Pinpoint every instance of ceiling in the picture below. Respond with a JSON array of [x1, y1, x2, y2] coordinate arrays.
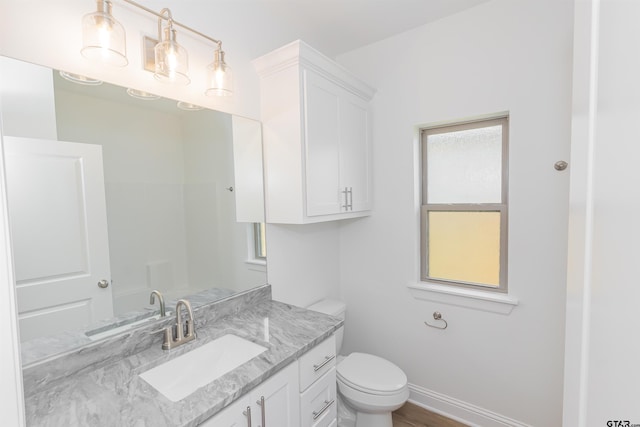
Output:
[[134, 0, 491, 59]]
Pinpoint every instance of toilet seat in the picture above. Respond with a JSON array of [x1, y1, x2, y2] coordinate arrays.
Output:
[[337, 352, 407, 396]]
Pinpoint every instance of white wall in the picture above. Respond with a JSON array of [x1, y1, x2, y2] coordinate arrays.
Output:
[[266, 222, 341, 308], [182, 112, 267, 291], [335, 1, 573, 425], [564, 0, 640, 425], [55, 87, 190, 313]]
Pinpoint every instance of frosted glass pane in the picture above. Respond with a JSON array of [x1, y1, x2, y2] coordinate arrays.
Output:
[[428, 211, 500, 287], [427, 125, 502, 203]]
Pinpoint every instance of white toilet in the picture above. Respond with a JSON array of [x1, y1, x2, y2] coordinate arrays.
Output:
[[308, 299, 410, 427]]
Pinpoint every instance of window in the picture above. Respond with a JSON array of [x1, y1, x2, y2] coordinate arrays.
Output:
[[420, 116, 508, 292], [253, 222, 267, 260]]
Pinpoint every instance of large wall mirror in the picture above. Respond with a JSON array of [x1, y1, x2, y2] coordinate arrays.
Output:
[[0, 55, 267, 362]]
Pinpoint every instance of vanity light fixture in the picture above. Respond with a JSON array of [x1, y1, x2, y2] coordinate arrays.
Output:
[[153, 9, 190, 85], [205, 48, 233, 97], [80, 0, 233, 95], [81, 0, 128, 67]]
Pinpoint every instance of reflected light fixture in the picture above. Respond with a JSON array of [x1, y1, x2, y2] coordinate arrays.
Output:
[[81, 0, 128, 67], [126, 88, 160, 100], [205, 48, 233, 97], [176, 101, 203, 111], [59, 70, 103, 86]]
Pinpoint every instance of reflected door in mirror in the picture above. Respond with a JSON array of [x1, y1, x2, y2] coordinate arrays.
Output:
[[5, 136, 113, 341]]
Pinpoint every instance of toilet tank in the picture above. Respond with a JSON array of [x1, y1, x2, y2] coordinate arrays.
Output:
[[307, 299, 346, 354]]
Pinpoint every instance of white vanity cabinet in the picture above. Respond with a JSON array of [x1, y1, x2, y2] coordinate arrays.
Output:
[[298, 335, 337, 427], [253, 40, 376, 224], [198, 334, 338, 427], [199, 362, 300, 427]]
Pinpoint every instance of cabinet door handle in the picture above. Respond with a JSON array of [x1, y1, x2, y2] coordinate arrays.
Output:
[[348, 187, 353, 210], [243, 406, 252, 427], [256, 396, 266, 427], [341, 187, 349, 211], [312, 399, 335, 420], [313, 354, 335, 372]]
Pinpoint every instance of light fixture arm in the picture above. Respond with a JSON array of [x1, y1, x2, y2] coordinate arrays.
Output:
[[121, 0, 222, 47]]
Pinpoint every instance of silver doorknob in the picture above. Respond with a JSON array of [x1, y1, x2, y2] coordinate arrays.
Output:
[[97, 280, 109, 289]]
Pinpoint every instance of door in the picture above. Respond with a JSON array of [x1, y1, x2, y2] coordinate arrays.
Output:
[[4, 136, 113, 341]]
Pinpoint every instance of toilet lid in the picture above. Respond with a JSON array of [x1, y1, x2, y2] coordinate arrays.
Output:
[[337, 352, 407, 395]]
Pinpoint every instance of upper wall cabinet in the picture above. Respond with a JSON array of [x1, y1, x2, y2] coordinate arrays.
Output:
[[253, 40, 376, 224]]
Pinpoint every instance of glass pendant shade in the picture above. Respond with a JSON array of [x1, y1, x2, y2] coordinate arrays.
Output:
[[205, 50, 233, 97], [81, 0, 128, 67], [154, 26, 190, 85]]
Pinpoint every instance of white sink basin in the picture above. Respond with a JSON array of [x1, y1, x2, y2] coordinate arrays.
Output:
[[139, 334, 267, 402]]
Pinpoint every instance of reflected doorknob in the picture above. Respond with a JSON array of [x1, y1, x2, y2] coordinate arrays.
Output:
[[97, 279, 109, 289]]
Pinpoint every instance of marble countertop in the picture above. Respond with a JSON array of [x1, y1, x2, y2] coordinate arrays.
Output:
[[25, 299, 342, 427]]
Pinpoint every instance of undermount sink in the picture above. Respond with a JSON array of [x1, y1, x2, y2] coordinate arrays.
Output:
[[139, 334, 267, 402]]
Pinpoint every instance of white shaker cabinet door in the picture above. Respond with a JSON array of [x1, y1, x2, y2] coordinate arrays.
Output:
[[303, 69, 342, 217], [253, 362, 300, 427], [303, 69, 372, 217], [199, 362, 299, 427], [199, 395, 252, 427], [338, 90, 371, 213]]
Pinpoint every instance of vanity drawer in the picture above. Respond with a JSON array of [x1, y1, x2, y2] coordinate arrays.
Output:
[[300, 367, 337, 427], [299, 335, 336, 391]]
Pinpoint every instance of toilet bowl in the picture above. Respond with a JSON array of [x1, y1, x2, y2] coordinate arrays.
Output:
[[307, 299, 409, 427], [337, 352, 410, 427]]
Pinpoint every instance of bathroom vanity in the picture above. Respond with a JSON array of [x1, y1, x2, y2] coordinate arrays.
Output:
[[23, 285, 342, 427]]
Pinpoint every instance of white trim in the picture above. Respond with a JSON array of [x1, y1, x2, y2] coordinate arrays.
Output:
[[252, 40, 376, 101], [408, 383, 532, 427], [408, 282, 518, 315], [0, 120, 26, 425], [562, 1, 600, 425]]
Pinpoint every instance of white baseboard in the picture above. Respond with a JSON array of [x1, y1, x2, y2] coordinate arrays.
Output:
[[407, 383, 532, 427]]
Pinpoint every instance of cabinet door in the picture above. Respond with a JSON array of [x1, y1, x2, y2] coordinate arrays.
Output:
[[252, 362, 300, 427], [339, 92, 371, 213], [199, 395, 251, 427], [303, 69, 342, 217]]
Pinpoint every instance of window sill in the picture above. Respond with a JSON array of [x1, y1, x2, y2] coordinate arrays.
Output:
[[407, 282, 518, 315], [244, 259, 267, 272]]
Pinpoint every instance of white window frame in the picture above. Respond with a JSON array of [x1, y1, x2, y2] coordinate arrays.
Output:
[[420, 116, 509, 293], [245, 222, 267, 267]]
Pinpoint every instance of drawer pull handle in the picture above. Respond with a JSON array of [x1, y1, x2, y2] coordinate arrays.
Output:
[[312, 399, 335, 420], [243, 406, 252, 427], [313, 355, 335, 372]]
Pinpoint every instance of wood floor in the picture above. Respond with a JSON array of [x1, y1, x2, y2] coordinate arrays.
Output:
[[392, 402, 469, 427]]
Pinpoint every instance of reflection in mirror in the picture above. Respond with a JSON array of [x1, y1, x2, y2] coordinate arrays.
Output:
[[0, 56, 266, 359]]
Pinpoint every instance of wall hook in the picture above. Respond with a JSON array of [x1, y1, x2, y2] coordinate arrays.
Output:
[[424, 311, 448, 330]]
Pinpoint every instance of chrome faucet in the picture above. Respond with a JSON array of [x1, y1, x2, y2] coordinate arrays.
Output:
[[150, 290, 166, 317], [162, 299, 196, 350]]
